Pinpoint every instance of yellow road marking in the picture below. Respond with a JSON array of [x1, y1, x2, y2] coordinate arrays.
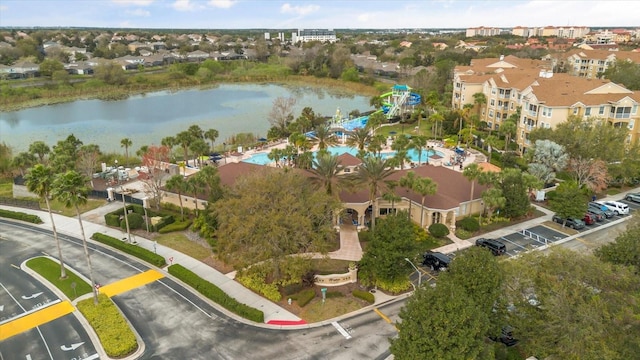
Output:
[[374, 308, 398, 331], [100, 269, 164, 297], [0, 300, 74, 341]]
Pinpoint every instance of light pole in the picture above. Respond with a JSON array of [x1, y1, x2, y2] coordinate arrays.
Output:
[[120, 187, 132, 244], [426, 145, 433, 165], [404, 258, 422, 287]]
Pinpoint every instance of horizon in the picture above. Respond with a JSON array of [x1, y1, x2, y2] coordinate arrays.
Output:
[[0, 0, 638, 30]]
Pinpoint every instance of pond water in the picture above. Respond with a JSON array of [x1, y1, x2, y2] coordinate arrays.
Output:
[[0, 84, 372, 153]]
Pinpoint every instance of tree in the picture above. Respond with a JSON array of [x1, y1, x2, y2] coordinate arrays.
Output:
[[603, 59, 640, 90], [391, 280, 493, 360], [268, 96, 297, 136], [550, 181, 586, 225], [12, 152, 36, 176], [399, 171, 419, 222], [0, 142, 12, 175], [175, 131, 194, 165], [481, 187, 505, 219], [52, 170, 98, 304], [346, 127, 371, 154], [213, 169, 339, 281], [492, 168, 532, 218], [502, 248, 640, 359], [28, 141, 50, 164], [408, 135, 427, 165], [567, 158, 609, 193], [77, 144, 101, 188], [358, 213, 418, 291], [308, 153, 345, 197], [311, 124, 338, 151], [120, 138, 132, 166], [527, 139, 568, 184], [390, 135, 410, 170], [499, 119, 517, 151], [186, 173, 206, 215], [140, 145, 171, 210], [25, 164, 66, 279], [189, 138, 209, 168], [462, 163, 483, 216], [412, 177, 437, 228], [165, 175, 187, 221], [484, 134, 498, 163], [39, 58, 64, 77], [352, 157, 395, 233], [50, 134, 83, 172], [366, 111, 387, 132], [94, 62, 127, 85], [204, 128, 219, 151], [595, 216, 640, 272]]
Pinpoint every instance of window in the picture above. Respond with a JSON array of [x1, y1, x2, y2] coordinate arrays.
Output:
[[492, 87, 496, 95], [599, 106, 605, 115], [633, 105, 638, 114], [585, 107, 591, 116], [490, 99, 495, 106], [573, 107, 579, 115], [629, 119, 635, 130], [612, 106, 631, 119], [489, 109, 494, 117]]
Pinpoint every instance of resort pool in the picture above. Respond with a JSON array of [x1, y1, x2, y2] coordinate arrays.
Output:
[[242, 146, 445, 166]]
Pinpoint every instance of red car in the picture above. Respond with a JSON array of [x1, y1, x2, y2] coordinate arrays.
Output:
[[583, 212, 597, 225]]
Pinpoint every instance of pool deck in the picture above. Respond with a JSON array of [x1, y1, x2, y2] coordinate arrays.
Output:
[[222, 139, 484, 172]]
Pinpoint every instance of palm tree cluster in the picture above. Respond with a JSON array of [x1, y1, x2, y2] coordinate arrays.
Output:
[[160, 125, 219, 167]]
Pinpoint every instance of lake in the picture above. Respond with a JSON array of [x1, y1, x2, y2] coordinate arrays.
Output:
[[0, 84, 373, 153]]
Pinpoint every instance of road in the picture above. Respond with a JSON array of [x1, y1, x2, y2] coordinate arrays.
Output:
[[0, 220, 403, 359], [557, 219, 629, 253]]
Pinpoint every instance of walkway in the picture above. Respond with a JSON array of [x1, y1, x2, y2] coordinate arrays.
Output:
[[329, 225, 363, 261]]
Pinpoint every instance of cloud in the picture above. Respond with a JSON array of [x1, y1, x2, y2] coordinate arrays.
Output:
[[280, 3, 320, 16], [0, 5, 7, 11], [111, 0, 154, 6], [172, 0, 198, 11], [208, 0, 236, 9], [125, 9, 151, 17]]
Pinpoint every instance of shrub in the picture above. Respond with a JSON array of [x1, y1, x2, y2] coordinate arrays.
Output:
[[90, 233, 166, 267], [120, 212, 144, 230], [297, 289, 316, 307], [76, 294, 137, 358], [152, 215, 175, 232], [105, 213, 120, 227], [352, 289, 375, 304], [281, 282, 306, 296], [237, 271, 282, 302], [326, 291, 344, 298], [0, 209, 43, 224], [158, 220, 192, 234], [457, 217, 480, 232], [428, 223, 450, 238], [168, 264, 264, 322]]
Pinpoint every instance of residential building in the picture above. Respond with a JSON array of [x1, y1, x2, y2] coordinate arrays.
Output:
[[466, 26, 502, 37], [510, 26, 589, 39], [292, 29, 337, 43], [517, 74, 640, 151], [560, 49, 640, 78]]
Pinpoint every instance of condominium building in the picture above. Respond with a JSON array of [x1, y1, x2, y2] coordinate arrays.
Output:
[[560, 49, 640, 79], [466, 26, 503, 37], [510, 26, 590, 38], [291, 29, 337, 43]]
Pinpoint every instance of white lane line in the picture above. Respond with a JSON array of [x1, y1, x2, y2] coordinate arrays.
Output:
[[332, 321, 352, 340]]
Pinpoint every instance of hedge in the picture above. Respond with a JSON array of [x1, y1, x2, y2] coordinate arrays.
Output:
[[167, 264, 264, 323], [0, 209, 43, 224], [153, 215, 175, 232], [120, 213, 144, 230], [457, 217, 480, 232], [77, 294, 137, 358], [352, 289, 375, 304], [90, 233, 166, 267], [296, 289, 316, 307], [105, 213, 120, 227], [158, 220, 192, 234], [428, 223, 450, 238]]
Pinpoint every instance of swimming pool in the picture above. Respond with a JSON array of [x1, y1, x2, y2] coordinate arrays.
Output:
[[242, 146, 445, 166]]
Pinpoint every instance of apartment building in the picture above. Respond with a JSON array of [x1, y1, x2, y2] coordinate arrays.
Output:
[[466, 26, 503, 37], [510, 26, 590, 38], [518, 74, 640, 151], [291, 29, 337, 43], [561, 49, 640, 79]]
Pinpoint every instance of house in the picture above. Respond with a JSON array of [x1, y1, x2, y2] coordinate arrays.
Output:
[[187, 50, 210, 62]]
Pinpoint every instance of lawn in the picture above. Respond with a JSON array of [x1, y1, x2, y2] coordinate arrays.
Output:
[[299, 296, 368, 323], [26, 257, 92, 300], [154, 232, 212, 261], [44, 198, 105, 217], [311, 258, 352, 274], [0, 179, 12, 197]]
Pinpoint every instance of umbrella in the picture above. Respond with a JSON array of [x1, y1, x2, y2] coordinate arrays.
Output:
[[258, 137, 267, 142], [389, 131, 397, 135]]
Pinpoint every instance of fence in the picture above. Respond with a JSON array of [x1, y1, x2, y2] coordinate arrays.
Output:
[[90, 190, 144, 205], [520, 229, 551, 246]]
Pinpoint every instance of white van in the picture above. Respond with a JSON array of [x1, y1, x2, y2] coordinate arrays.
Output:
[[598, 201, 629, 215]]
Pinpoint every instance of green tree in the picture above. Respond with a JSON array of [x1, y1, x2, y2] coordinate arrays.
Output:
[[28, 140, 50, 164], [346, 127, 371, 154], [412, 176, 437, 228], [484, 134, 499, 163], [204, 128, 219, 151], [94, 62, 127, 85], [390, 135, 410, 169], [308, 153, 345, 197], [352, 156, 395, 233], [311, 124, 338, 151], [595, 216, 640, 272], [213, 169, 339, 280], [603, 59, 640, 90], [0, 142, 12, 175], [12, 152, 36, 176], [549, 181, 586, 225], [39, 58, 64, 77], [52, 170, 98, 304], [175, 131, 194, 165], [25, 164, 67, 279], [120, 138, 132, 166], [481, 187, 505, 219], [462, 163, 483, 216], [50, 134, 83, 172], [165, 175, 188, 221], [399, 171, 419, 222], [408, 135, 427, 165], [493, 168, 532, 218], [499, 119, 517, 151]]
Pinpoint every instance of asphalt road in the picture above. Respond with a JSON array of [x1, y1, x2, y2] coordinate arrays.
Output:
[[0, 220, 403, 359]]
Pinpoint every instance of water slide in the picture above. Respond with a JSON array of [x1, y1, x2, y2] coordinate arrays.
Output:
[[379, 86, 421, 119]]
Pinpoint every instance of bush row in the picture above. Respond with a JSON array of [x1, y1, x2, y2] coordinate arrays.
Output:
[[76, 294, 137, 358], [296, 289, 316, 307], [167, 264, 264, 323], [103, 204, 175, 232], [90, 233, 166, 267], [158, 220, 192, 234], [352, 289, 375, 304], [121, 213, 145, 230], [0, 209, 43, 224]]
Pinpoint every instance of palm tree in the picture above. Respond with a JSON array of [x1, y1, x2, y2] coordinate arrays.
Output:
[[193, 165, 221, 202], [161, 136, 176, 160], [472, 92, 487, 120], [189, 138, 209, 168], [187, 174, 206, 216], [381, 180, 401, 212], [29, 141, 50, 164], [399, 171, 418, 221], [268, 148, 284, 167], [412, 177, 438, 228], [353, 156, 395, 233], [204, 128, 219, 152], [25, 164, 66, 279], [176, 131, 193, 165], [500, 120, 517, 151], [463, 163, 483, 216], [165, 175, 187, 221], [391, 135, 410, 170], [52, 170, 98, 304], [429, 112, 444, 141], [484, 135, 499, 163], [309, 153, 344, 196], [12, 152, 36, 176], [409, 135, 428, 165], [367, 134, 387, 158], [312, 125, 338, 151], [120, 138, 132, 166], [346, 127, 371, 153]]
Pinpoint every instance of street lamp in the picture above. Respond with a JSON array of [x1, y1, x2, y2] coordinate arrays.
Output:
[[426, 145, 434, 165], [404, 258, 422, 287], [120, 187, 132, 244]]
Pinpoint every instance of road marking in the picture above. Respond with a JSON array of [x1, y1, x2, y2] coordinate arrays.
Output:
[[331, 321, 352, 339], [100, 269, 165, 297], [0, 300, 73, 340], [61, 342, 84, 351], [82, 354, 100, 360], [11, 263, 20, 269], [374, 308, 398, 331]]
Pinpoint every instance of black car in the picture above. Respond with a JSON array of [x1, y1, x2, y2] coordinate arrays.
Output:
[[552, 215, 586, 229], [490, 326, 519, 347], [475, 238, 506, 256], [422, 252, 451, 271]]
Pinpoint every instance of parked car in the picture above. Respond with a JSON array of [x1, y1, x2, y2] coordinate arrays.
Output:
[[588, 203, 614, 218], [475, 238, 507, 256], [490, 326, 518, 347], [586, 206, 606, 221], [598, 200, 629, 215], [583, 212, 597, 225], [625, 193, 640, 203], [422, 252, 451, 271], [552, 215, 586, 229]]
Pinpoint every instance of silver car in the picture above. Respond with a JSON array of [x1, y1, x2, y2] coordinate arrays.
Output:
[[625, 193, 640, 203]]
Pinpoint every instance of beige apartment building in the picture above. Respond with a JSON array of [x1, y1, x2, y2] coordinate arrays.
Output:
[[561, 49, 640, 79], [452, 55, 640, 153]]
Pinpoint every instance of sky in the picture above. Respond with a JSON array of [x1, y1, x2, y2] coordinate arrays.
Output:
[[0, 0, 638, 29]]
